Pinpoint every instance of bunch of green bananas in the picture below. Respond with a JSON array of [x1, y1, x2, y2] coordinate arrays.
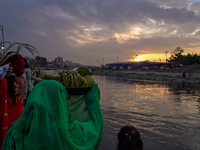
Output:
[[59, 71, 88, 88], [34, 75, 60, 85], [34, 77, 44, 86], [45, 74, 60, 81]]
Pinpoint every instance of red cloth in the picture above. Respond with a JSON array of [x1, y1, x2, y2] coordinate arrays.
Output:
[[7, 77, 24, 129], [7, 98, 23, 129], [2, 53, 25, 76], [0, 79, 8, 149]]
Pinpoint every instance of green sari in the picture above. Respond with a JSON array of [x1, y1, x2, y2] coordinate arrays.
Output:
[[2, 80, 103, 150]]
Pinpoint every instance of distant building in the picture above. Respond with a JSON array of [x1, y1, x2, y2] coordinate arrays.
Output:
[[150, 62, 180, 69], [62, 60, 73, 68], [63, 60, 73, 66], [55, 56, 63, 65], [47, 62, 53, 67], [72, 63, 84, 68], [106, 61, 180, 70], [106, 61, 155, 69]]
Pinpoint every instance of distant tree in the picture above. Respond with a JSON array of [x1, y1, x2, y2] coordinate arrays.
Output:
[[169, 46, 184, 63], [29, 59, 40, 70], [36, 56, 47, 66], [169, 47, 200, 65], [184, 52, 200, 65]]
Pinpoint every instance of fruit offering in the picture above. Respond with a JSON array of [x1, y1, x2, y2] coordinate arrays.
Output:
[[59, 71, 88, 88], [33, 67, 96, 88], [83, 75, 95, 87]]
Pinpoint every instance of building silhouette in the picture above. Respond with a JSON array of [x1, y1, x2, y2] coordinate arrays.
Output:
[[55, 56, 63, 65]]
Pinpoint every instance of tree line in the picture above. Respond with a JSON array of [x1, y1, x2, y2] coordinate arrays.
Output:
[[28, 56, 47, 70], [168, 47, 200, 65]]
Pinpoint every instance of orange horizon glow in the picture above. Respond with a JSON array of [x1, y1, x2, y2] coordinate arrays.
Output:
[[130, 54, 169, 62]]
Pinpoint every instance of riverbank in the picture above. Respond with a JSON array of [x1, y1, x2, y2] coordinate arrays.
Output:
[[92, 69, 200, 83]]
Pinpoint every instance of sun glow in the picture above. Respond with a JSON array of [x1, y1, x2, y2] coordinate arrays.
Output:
[[134, 58, 140, 61], [130, 54, 169, 62], [133, 56, 141, 62]]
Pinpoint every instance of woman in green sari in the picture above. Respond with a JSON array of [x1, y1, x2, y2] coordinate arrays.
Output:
[[2, 80, 103, 150]]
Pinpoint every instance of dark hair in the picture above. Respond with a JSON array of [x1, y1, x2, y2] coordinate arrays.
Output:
[[24, 63, 30, 68], [117, 126, 143, 150], [24, 58, 27, 63], [6, 76, 16, 98], [24, 58, 30, 68]]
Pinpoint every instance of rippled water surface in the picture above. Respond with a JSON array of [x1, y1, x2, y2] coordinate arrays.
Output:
[[94, 76, 200, 150], [43, 70, 200, 150]]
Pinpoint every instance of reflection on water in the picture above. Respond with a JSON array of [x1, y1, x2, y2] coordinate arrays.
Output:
[[42, 70, 200, 150], [95, 76, 200, 150]]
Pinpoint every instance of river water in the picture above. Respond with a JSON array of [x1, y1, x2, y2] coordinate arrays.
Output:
[[42, 70, 200, 150]]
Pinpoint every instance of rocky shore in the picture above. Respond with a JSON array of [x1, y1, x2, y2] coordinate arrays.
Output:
[[92, 69, 200, 83]]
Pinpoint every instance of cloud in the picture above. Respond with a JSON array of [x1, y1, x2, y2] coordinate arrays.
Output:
[[147, 0, 189, 8], [195, 30, 200, 35], [188, 1, 200, 15], [0, 0, 200, 65]]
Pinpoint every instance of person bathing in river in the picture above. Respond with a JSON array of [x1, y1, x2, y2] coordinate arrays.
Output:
[[117, 125, 143, 150]]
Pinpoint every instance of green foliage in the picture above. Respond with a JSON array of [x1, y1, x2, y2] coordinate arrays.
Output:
[[169, 46, 184, 63], [29, 59, 40, 70], [36, 56, 47, 66], [169, 47, 200, 65], [77, 67, 92, 76]]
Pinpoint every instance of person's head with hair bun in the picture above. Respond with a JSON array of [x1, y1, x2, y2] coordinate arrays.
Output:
[[117, 125, 143, 150]]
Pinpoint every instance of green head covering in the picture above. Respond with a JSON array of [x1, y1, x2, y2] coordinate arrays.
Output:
[[2, 80, 103, 150]]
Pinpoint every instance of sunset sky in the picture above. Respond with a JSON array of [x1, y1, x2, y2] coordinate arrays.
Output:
[[1, 0, 200, 66]]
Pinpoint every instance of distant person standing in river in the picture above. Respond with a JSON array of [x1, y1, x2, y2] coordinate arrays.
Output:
[[189, 72, 191, 78], [183, 71, 186, 78]]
